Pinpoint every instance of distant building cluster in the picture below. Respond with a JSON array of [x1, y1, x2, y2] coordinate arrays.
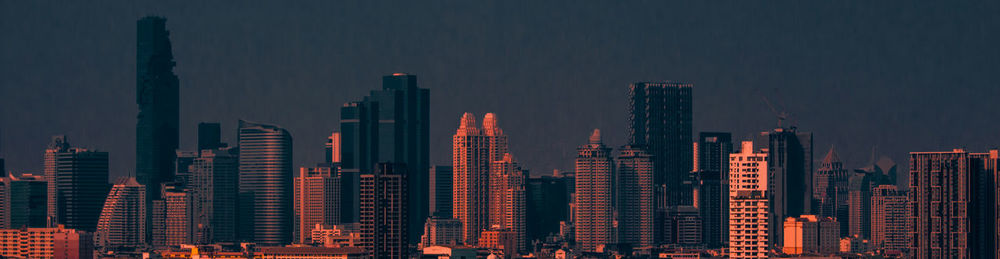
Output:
[[1, 15, 999, 259]]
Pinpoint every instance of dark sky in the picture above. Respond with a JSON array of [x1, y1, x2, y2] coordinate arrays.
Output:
[[2, 1, 999, 185]]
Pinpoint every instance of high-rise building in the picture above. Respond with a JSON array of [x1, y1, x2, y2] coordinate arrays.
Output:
[[574, 129, 613, 252], [452, 113, 490, 245], [151, 183, 192, 247], [526, 174, 569, 244], [429, 165, 453, 219], [782, 215, 840, 255], [326, 132, 341, 164], [813, 147, 849, 236], [0, 174, 47, 229], [616, 146, 654, 247], [360, 163, 408, 258], [757, 127, 812, 247], [294, 166, 341, 244], [340, 74, 429, 243], [47, 137, 109, 232], [188, 147, 238, 243], [95, 177, 146, 253], [489, 154, 526, 252], [0, 225, 92, 259], [729, 141, 770, 259], [909, 150, 968, 258], [664, 205, 703, 247], [870, 185, 909, 252], [198, 122, 225, 151], [238, 120, 293, 246], [627, 82, 693, 243], [847, 152, 896, 241], [420, 216, 462, 248], [694, 132, 732, 248], [969, 150, 998, 259], [136, 16, 179, 209]]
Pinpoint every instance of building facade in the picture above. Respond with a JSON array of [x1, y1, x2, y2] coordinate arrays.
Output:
[[616, 146, 654, 247], [758, 128, 812, 248], [359, 163, 408, 258], [420, 216, 462, 248], [294, 166, 341, 244], [188, 147, 238, 243], [574, 129, 613, 252], [488, 153, 526, 252], [136, 16, 180, 209], [46, 137, 109, 232], [694, 132, 732, 248], [429, 165, 453, 219], [813, 147, 849, 236], [782, 215, 839, 255], [452, 113, 490, 245], [729, 141, 770, 259], [909, 150, 968, 258], [0, 226, 92, 259], [237, 120, 293, 246], [0, 174, 47, 229], [870, 184, 909, 252], [95, 177, 146, 253]]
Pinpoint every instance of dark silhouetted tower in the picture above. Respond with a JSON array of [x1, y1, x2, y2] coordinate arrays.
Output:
[[198, 123, 224, 151], [360, 163, 408, 258], [238, 120, 293, 246], [694, 132, 731, 248], [136, 16, 179, 208], [757, 127, 812, 247]]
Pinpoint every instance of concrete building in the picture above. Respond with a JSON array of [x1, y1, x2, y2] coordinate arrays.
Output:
[[294, 166, 340, 244], [310, 224, 361, 248], [256, 247, 367, 259], [813, 147, 849, 236], [870, 185, 909, 253], [729, 141, 769, 259], [616, 146, 654, 248], [909, 150, 969, 258], [694, 132, 732, 249], [420, 216, 462, 248], [489, 153, 526, 252], [574, 129, 614, 252], [187, 147, 238, 244], [0, 174, 47, 229], [478, 229, 517, 259], [782, 215, 839, 255], [95, 177, 146, 253], [360, 163, 408, 258], [0, 225, 92, 259], [151, 183, 193, 247], [421, 245, 478, 259]]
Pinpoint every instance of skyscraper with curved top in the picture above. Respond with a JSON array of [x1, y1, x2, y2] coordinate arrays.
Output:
[[453, 113, 488, 245], [575, 129, 613, 252], [238, 120, 293, 246], [95, 177, 146, 253]]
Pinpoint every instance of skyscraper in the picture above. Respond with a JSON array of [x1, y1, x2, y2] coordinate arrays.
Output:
[[429, 165, 453, 219], [136, 16, 179, 208], [48, 138, 109, 232], [0, 174, 47, 229], [488, 153, 526, 253], [452, 113, 490, 245], [188, 147, 238, 243], [757, 127, 812, 247], [198, 122, 225, 151], [616, 145, 654, 247], [95, 177, 146, 253], [238, 120, 293, 246], [525, 174, 569, 244], [574, 129, 613, 252], [969, 150, 998, 259], [627, 81, 693, 243], [694, 132, 732, 248], [813, 147, 848, 236], [909, 150, 968, 258], [294, 166, 341, 244], [729, 141, 770, 259], [870, 185, 909, 252], [360, 163, 408, 258], [326, 132, 341, 164], [151, 183, 192, 247], [44, 135, 70, 227], [340, 73, 429, 244]]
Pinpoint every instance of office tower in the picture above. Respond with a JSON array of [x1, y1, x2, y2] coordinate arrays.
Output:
[[813, 147, 849, 236], [188, 147, 238, 243], [429, 165, 453, 219], [489, 153, 526, 252], [48, 139, 109, 232], [616, 145, 654, 247], [326, 132, 341, 164], [0, 226, 92, 259], [95, 177, 146, 252], [44, 135, 71, 227], [909, 150, 968, 258], [53, 227, 95, 259], [420, 216, 463, 248], [526, 174, 568, 243], [359, 163, 408, 258], [574, 129, 613, 252], [340, 74, 429, 240], [782, 215, 840, 255], [0, 174, 47, 229], [452, 113, 490, 244], [151, 183, 192, 247], [969, 150, 998, 259], [729, 141, 770, 259], [136, 16, 179, 207], [294, 166, 341, 244], [628, 82, 693, 243], [694, 132, 732, 248], [664, 205, 703, 247], [848, 154, 896, 240], [758, 127, 812, 247], [870, 185, 909, 252], [198, 122, 225, 151], [238, 120, 293, 246]]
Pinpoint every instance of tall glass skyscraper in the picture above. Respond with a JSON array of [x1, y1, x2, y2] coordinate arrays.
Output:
[[694, 132, 732, 248], [136, 16, 179, 207], [48, 139, 109, 232], [757, 127, 812, 248], [340, 73, 429, 243], [238, 120, 292, 246]]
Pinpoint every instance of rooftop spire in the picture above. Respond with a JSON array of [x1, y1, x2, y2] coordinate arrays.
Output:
[[822, 145, 841, 164], [482, 113, 503, 136], [589, 129, 602, 144]]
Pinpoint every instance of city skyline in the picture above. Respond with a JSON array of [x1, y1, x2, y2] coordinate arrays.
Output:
[[4, 2, 1000, 183]]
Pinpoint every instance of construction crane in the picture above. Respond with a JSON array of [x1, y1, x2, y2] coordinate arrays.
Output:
[[761, 95, 788, 128]]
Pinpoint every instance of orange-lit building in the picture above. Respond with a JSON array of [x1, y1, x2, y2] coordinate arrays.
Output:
[[574, 129, 613, 252], [488, 153, 526, 252]]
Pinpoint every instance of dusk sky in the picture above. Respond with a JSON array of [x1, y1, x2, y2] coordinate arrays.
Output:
[[2, 1, 998, 186]]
